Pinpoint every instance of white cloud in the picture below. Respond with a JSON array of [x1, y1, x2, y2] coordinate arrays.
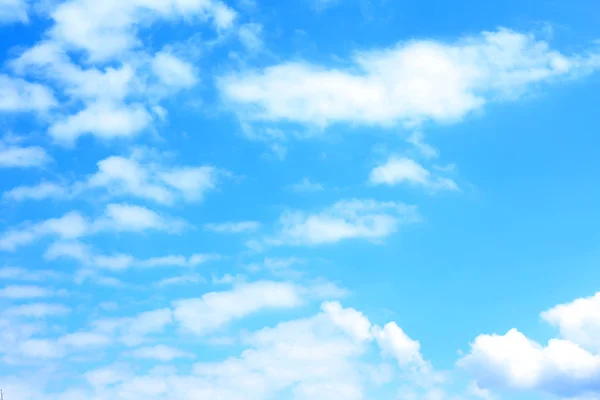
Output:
[[369, 157, 459, 192], [0, 211, 89, 251], [458, 328, 600, 397], [288, 177, 324, 193], [219, 29, 599, 130], [0, 0, 28, 24], [49, 102, 152, 145], [96, 203, 185, 233], [130, 345, 195, 361], [173, 281, 304, 335], [18, 331, 111, 359], [407, 131, 439, 159], [0, 285, 54, 299], [3, 303, 71, 318], [238, 22, 263, 52], [93, 308, 173, 346], [541, 292, 600, 352], [374, 322, 425, 368], [270, 199, 419, 246], [47, 0, 236, 62], [8, 151, 221, 205], [205, 220, 260, 233], [0, 144, 51, 168], [0, 266, 63, 281], [459, 292, 600, 398], [0, 75, 56, 113], [3, 182, 69, 201], [152, 51, 198, 89]]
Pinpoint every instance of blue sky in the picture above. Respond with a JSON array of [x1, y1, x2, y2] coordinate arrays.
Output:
[[1, 0, 600, 399]]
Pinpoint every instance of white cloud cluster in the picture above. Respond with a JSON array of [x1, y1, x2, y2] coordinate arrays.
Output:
[[270, 199, 419, 245], [0, 204, 185, 251], [0, 74, 56, 113], [0, 0, 29, 24], [0, 142, 51, 168], [45, 240, 219, 272], [204, 220, 260, 233], [370, 156, 459, 192], [219, 29, 600, 131], [4, 151, 221, 205], [459, 291, 600, 398]]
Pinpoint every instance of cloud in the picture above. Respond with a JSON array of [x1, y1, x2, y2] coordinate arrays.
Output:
[[0, 143, 51, 168], [93, 308, 173, 346], [3, 182, 69, 201], [219, 29, 599, 131], [0, 211, 89, 251], [96, 203, 186, 233], [0, 75, 56, 113], [269, 199, 419, 246], [49, 102, 152, 144], [0, 0, 28, 24], [204, 220, 261, 233], [18, 331, 111, 359], [238, 23, 264, 52], [541, 292, 600, 352], [173, 281, 305, 335], [152, 51, 198, 89], [369, 157, 459, 192], [47, 0, 237, 62], [0, 285, 55, 299], [45, 240, 219, 272], [0, 204, 184, 251], [5, 151, 221, 205], [458, 291, 600, 398], [287, 178, 324, 193], [3, 303, 71, 318], [129, 345, 195, 361], [0, 266, 63, 281]]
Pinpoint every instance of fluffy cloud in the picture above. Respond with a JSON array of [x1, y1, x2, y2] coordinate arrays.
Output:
[[173, 281, 305, 335], [93, 308, 173, 346], [3, 303, 71, 318], [129, 345, 195, 361], [269, 199, 419, 246], [459, 291, 600, 398], [0, 285, 54, 299], [152, 51, 198, 89], [49, 102, 152, 144], [369, 157, 459, 192], [541, 292, 600, 352], [219, 29, 599, 130], [48, 0, 236, 62], [0, 75, 56, 113], [0, 143, 51, 168], [0, 204, 184, 251], [0, 0, 28, 24], [45, 240, 219, 271], [0, 211, 89, 251], [2, 182, 69, 201], [4, 151, 221, 205]]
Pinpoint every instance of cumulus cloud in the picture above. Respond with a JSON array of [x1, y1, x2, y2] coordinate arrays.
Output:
[[173, 281, 304, 335], [49, 102, 152, 144], [369, 156, 459, 192], [129, 344, 195, 361], [0, 0, 29, 24], [0, 143, 51, 169], [0, 75, 56, 113], [152, 51, 198, 89], [3, 182, 69, 201], [219, 29, 600, 131], [3, 303, 71, 318], [459, 291, 600, 399], [287, 177, 324, 193], [0, 204, 184, 251], [269, 199, 419, 246], [0, 285, 55, 299]]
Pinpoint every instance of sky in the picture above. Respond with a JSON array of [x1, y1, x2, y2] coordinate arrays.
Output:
[[1, 0, 600, 399]]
